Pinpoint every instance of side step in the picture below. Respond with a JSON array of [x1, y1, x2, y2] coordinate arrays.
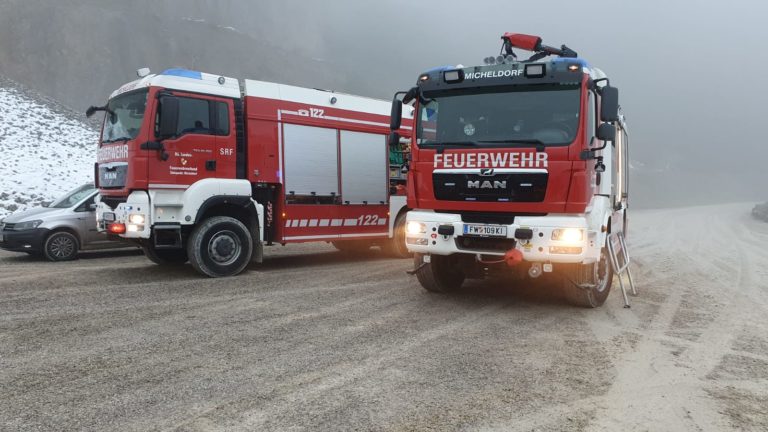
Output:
[[153, 224, 182, 249]]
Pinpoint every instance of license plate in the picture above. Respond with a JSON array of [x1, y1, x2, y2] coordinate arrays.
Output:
[[463, 224, 507, 237], [103, 212, 116, 221]]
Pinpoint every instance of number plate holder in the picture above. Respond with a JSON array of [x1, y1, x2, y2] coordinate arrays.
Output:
[[462, 224, 508, 237]]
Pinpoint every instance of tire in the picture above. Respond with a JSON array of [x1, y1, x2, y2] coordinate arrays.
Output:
[[142, 244, 188, 265], [382, 212, 411, 258], [43, 231, 79, 261], [332, 240, 372, 253], [187, 216, 253, 278], [414, 253, 465, 293], [560, 247, 613, 308]]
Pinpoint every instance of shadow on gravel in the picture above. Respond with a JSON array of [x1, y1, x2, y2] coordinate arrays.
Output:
[[428, 276, 572, 308], [253, 249, 407, 272], [0, 248, 142, 263]]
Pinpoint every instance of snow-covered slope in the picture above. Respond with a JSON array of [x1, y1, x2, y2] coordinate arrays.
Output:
[[0, 78, 97, 218]]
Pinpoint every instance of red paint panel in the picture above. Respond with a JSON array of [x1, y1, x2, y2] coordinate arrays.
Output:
[[278, 204, 390, 243]]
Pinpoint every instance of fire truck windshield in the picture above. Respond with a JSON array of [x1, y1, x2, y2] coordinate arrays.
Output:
[[416, 84, 581, 147], [101, 90, 148, 143]]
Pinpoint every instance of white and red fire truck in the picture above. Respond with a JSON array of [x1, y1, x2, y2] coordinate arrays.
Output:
[[90, 68, 413, 277], [390, 33, 629, 307]]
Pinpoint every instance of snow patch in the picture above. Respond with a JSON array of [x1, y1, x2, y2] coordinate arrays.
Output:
[[0, 80, 97, 218]]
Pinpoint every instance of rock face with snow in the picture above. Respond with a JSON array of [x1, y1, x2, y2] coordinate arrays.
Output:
[[0, 77, 97, 218]]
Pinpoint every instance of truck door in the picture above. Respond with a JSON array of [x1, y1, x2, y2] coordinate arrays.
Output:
[[147, 93, 234, 187]]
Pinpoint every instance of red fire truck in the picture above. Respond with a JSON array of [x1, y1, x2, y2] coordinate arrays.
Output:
[[390, 33, 629, 307], [90, 68, 413, 277]]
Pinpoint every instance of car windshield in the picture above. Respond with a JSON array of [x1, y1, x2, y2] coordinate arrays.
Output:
[[101, 90, 148, 143], [49, 184, 95, 209], [417, 84, 581, 147]]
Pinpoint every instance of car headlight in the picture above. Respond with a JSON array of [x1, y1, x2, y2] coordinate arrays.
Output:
[[406, 221, 427, 235], [14, 220, 43, 230], [551, 228, 583, 243]]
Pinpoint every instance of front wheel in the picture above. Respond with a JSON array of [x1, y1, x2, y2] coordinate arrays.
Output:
[[414, 253, 465, 293], [560, 247, 613, 308], [142, 244, 188, 265], [382, 212, 410, 258], [187, 216, 253, 278], [43, 231, 79, 261]]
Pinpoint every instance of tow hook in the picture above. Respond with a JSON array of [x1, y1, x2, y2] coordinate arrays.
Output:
[[406, 261, 428, 275], [528, 262, 543, 278]]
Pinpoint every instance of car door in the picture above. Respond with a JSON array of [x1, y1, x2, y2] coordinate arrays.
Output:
[[74, 193, 106, 247]]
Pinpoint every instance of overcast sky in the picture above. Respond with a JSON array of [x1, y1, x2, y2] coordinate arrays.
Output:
[[1, 0, 766, 207]]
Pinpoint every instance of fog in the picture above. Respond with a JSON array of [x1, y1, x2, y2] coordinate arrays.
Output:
[[0, 0, 765, 208]]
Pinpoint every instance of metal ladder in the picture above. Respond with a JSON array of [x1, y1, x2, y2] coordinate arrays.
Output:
[[607, 231, 637, 308]]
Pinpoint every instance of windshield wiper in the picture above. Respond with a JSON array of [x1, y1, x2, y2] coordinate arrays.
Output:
[[425, 140, 478, 146], [102, 137, 131, 144], [477, 139, 546, 151]]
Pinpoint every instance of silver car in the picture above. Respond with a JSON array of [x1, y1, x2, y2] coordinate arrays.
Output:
[[0, 184, 127, 261]]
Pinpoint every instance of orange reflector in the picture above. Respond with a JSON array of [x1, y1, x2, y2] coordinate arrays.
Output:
[[108, 223, 126, 234]]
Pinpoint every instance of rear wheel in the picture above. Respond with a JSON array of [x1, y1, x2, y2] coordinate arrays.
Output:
[[142, 244, 188, 265], [43, 231, 79, 261], [560, 247, 613, 308], [188, 216, 253, 278], [382, 212, 410, 258], [414, 253, 465, 293]]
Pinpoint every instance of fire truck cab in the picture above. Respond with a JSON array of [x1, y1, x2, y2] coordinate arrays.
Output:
[[91, 68, 412, 277], [390, 33, 628, 307]]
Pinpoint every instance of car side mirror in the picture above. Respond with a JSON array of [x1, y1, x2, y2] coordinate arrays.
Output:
[[88, 203, 98, 211], [596, 123, 616, 142], [600, 86, 619, 123], [158, 96, 180, 139]]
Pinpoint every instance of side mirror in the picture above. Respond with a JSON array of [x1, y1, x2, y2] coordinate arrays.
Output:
[[600, 86, 619, 122], [388, 131, 401, 147], [402, 87, 418, 105], [390, 98, 403, 131], [158, 96, 180, 139], [88, 203, 98, 211], [86, 106, 98, 118], [596, 123, 616, 142]]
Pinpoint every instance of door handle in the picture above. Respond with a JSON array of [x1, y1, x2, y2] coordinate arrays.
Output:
[[140, 141, 169, 161]]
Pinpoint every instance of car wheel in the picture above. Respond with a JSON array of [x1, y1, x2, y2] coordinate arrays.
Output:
[[43, 231, 79, 261]]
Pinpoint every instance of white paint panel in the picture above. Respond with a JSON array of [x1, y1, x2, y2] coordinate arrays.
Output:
[[283, 124, 339, 196], [340, 131, 387, 204]]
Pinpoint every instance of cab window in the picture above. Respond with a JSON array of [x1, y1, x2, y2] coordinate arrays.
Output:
[[158, 97, 231, 138]]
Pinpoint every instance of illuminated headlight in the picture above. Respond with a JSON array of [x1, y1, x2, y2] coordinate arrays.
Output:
[[126, 224, 144, 233], [406, 221, 427, 235], [407, 237, 429, 245], [550, 246, 583, 255], [128, 214, 145, 224], [14, 220, 43, 230], [551, 228, 583, 243]]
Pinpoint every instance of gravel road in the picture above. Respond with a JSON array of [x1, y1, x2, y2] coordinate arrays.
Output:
[[1, 203, 767, 431]]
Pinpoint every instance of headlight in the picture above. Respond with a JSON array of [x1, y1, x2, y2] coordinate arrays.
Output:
[[406, 221, 427, 235], [128, 214, 145, 224], [14, 220, 43, 230], [551, 228, 583, 243]]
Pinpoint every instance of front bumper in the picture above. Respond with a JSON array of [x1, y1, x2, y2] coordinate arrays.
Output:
[[405, 210, 600, 264], [96, 192, 151, 239], [0, 228, 50, 252]]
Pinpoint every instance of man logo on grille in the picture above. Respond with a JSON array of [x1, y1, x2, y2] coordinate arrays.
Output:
[[479, 168, 495, 176]]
